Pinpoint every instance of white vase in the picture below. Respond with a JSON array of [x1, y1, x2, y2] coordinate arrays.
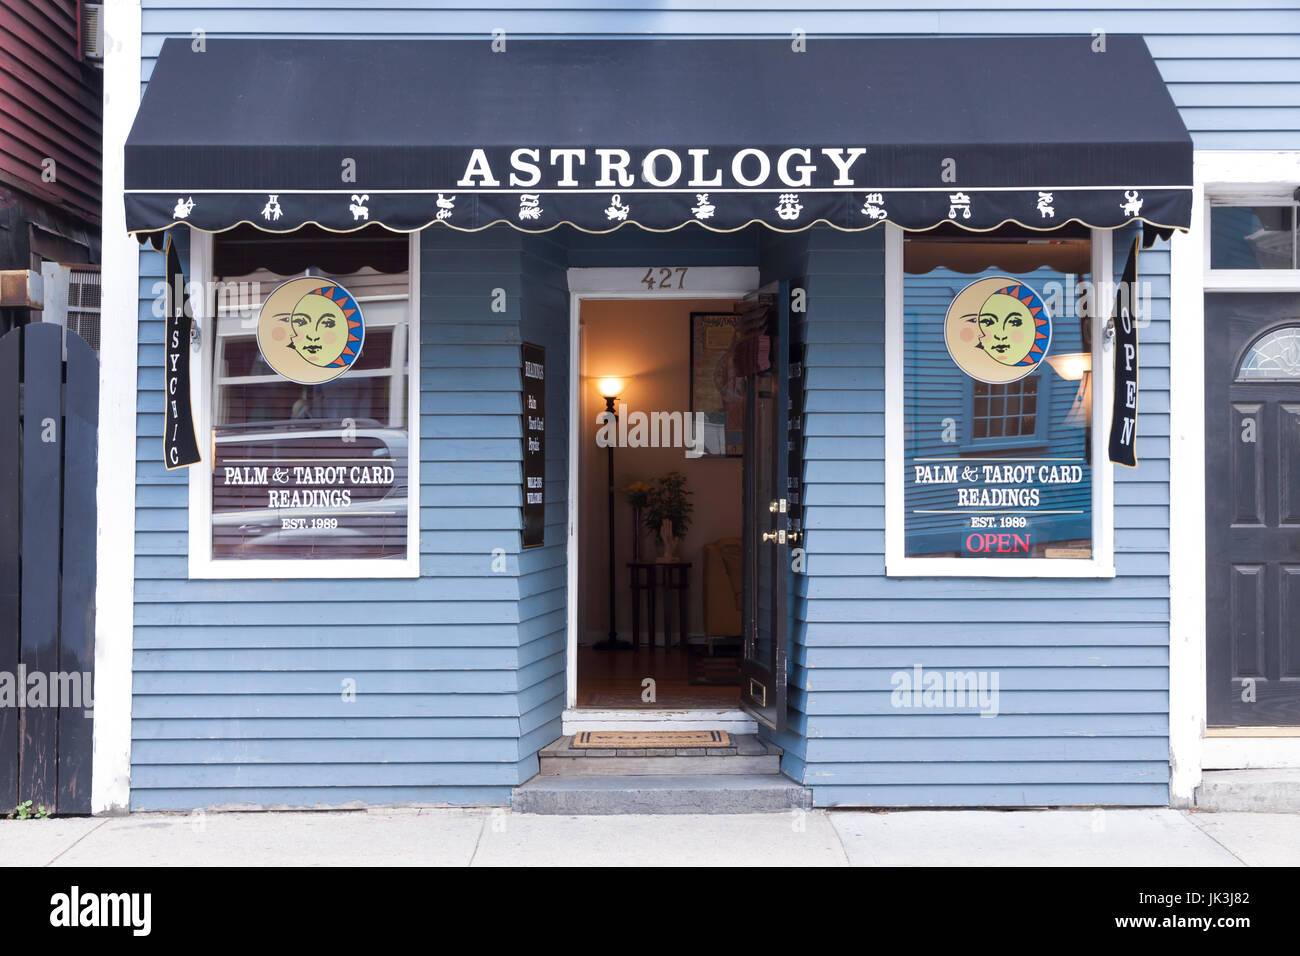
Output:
[[657, 518, 679, 562]]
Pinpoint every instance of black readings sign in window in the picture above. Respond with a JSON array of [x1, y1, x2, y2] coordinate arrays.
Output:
[[522, 343, 546, 549]]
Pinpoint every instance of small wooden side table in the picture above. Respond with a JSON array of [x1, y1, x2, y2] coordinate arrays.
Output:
[[626, 561, 691, 649]]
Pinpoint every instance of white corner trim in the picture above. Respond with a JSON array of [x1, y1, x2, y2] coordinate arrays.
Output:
[[884, 224, 1115, 578], [92, 0, 141, 815], [564, 266, 760, 709], [1168, 170, 1208, 808], [185, 233, 422, 580]]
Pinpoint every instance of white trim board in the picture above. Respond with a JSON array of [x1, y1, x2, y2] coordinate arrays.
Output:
[[883, 223, 1116, 578], [92, 0, 141, 816], [1202, 738, 1300, 771], [564, 266, 761, 710], [1168, 148, 1300, 807], [562, 709, 758, 735]]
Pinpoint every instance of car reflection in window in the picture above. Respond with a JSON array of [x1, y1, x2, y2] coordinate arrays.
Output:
[[211, 418, 408, 559]]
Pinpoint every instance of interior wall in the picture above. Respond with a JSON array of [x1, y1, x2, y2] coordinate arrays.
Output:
[[580, 298, 743, 642]]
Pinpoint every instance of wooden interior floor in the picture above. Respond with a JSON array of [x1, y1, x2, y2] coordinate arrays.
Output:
[[576, 643, 741, 708]]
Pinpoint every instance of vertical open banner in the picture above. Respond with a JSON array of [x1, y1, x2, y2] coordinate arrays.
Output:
[[1108, 237, 1141, 468]]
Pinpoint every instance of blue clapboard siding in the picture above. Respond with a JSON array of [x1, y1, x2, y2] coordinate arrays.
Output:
[[131, 224, 570, 808], [140, 1, 1300, 148], [781, 225, 1171, 806], [516, 234, 572, 764]]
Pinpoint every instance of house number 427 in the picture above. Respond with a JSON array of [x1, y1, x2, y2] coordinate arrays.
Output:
[[642, 267, 688, 290]]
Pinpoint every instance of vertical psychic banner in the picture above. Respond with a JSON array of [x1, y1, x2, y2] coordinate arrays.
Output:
[[163, 236, 201, 469]]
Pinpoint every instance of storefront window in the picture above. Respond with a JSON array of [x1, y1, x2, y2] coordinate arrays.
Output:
[[899, 229, 1097, 562], [206, 226, 414, 563]]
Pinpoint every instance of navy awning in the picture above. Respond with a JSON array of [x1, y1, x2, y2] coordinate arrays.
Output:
[[125, 35, 1193, 238]]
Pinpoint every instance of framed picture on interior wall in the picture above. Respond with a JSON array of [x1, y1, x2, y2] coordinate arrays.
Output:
[[690, 312, 744, 458]]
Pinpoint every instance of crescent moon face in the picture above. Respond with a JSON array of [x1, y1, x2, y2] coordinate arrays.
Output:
[[943, 276, 1052, 385], [255, 276, 366, 386]]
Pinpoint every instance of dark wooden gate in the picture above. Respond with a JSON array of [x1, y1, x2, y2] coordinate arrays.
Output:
[[0, 322, 98, 814]]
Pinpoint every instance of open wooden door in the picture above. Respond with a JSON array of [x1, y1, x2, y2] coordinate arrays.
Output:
[[739, 281, 802, 731]]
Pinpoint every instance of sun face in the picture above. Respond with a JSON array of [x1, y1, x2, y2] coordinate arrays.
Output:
[[289, 292, 349, 367], [255, 277, 365, 385], [944, 277, 1052, 385], [977, 292, 1037, 367]]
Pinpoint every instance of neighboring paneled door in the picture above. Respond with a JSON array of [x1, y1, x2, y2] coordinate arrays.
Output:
[[1205, 294, 1300, 725]]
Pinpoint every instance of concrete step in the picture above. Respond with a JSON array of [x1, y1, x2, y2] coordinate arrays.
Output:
[[511, 773, 812, 815], [1195, 769, 1300, 812], [538, 733, 781, 776]]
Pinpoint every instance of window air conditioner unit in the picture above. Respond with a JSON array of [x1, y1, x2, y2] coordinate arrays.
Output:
[[40, 262, 102, 352]]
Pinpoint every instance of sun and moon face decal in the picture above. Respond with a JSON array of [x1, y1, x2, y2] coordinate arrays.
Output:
[[255, 277, 365, 385], [943, 276, 1051, 384]]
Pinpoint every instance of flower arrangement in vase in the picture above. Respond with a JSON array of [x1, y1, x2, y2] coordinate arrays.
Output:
[[620, 480, 653, 561]]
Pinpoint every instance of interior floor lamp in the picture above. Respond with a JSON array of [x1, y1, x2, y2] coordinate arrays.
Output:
[[593, 377, 630, 651]]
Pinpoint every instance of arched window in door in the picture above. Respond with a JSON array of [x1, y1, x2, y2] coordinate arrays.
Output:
[[1237, 325, 1300, 380]]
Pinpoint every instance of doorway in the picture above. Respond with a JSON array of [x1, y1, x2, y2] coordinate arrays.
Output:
[[575, 295, 747, 712], [1205, 292, 1300, 726], [563, 265, 795, 733]]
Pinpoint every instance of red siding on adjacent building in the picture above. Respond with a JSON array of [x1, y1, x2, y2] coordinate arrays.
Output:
[[0, 0, 101, 224]]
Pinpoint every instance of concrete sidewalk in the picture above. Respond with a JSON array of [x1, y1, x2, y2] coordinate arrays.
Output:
[[2, 807, 1298, 866]]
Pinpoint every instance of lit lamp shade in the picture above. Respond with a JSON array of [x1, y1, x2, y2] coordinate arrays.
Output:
[[1046, 352, 1091, 381], [596, 376, 625, 399], [1046, 353, 1092, 427]]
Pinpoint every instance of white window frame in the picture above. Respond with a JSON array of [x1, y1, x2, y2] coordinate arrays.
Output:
[[186, 229, 421, 579], [1203, 186, 1300, 290], [885, 223, 1116, 578]]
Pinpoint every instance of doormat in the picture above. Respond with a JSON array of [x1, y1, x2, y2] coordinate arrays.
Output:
[[585, 693, 738, 709], [687, 640, 743, 686], [572, 730, 731, 749]]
